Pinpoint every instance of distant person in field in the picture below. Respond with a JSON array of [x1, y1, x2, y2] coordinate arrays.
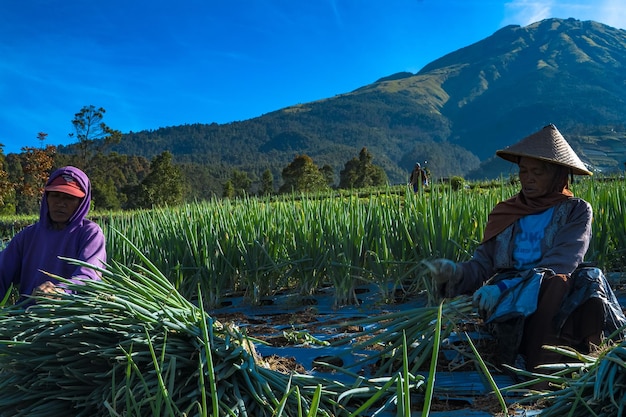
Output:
[[428, 124, 625, 386], [0, 166, 106, 305], [409, 162, 429, 191]]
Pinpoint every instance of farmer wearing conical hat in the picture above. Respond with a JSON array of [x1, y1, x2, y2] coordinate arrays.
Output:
[[429, 124, 625, 386]]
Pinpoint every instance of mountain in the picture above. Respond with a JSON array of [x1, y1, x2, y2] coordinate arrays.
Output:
[[415, 18, 626, 178], [65, 18, 626, 186]]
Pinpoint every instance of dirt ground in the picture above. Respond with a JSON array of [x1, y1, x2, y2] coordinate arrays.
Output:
[[209, 287, 548, 416]]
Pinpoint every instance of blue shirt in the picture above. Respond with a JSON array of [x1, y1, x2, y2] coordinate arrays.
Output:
[[513, 207, 555, 270]]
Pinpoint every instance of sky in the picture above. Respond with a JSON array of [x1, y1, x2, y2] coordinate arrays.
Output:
[[1, 0, 625, 155]]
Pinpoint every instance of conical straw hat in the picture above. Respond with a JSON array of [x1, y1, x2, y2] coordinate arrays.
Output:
[[496, 124, 592, 176]]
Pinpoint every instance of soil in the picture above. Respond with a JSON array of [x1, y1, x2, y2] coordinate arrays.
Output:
[[208, 286, 546, 416]]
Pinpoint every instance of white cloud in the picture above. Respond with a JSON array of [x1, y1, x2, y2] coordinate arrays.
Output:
[[504, 0, 553, 26], [504, 0, 626, 29]]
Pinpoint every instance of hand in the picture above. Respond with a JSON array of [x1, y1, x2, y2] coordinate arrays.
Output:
[[33, 281, 64, 298], [472, 285, 501, 314], [426, 258, 463, 297], [428, 259, 457, 283]]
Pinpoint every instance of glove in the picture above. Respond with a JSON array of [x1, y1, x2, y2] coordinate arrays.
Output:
[[428, 259, 457, 284], [472, 285, 501, 315], [426, 258, 463, 298]]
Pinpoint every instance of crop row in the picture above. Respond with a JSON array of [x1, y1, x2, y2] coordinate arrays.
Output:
[[100, 180, 626, 308]]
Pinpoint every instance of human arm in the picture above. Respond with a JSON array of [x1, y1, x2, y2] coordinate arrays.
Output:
[[0, 241, 21, 301], [67, 221, 107, 284], [28, 222, 106, 297], [0, 227, 32, 301], [0, 231, 60, 301], [452, 238, 500, 295], [427, 235, 502, 298]]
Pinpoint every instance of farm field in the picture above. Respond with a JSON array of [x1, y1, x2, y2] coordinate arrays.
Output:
[[0, 179, 625, 415]]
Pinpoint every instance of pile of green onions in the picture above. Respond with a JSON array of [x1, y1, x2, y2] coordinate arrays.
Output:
[[0, 237, 340, 417], [521, 343, 626, 416]]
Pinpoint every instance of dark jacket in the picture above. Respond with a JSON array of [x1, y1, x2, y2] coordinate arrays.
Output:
[[456, 198, 592, 295]]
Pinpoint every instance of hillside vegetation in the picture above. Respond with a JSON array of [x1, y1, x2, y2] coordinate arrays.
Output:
[[49, 18, 626, 194]]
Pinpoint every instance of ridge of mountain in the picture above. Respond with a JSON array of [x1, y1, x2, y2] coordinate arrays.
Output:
[[82, 17, 626, 185]]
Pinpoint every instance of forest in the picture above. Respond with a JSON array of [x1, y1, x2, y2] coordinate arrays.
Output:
[[0, 106, 391, 215]]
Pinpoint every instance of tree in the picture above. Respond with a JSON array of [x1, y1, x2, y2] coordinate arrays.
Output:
[[339, 147, 387, 189], [36, 132, 48, 148], [100, 154, 151, 210], [137, 151, 185, 208], [279, 154, 329, 194], [260, 169, 274, 195], [4, 154, 22, 213], [70, 105, 122, 169], [0, 145, 14, 213], [15, 143, 56, 214], [68, 105, 127, 208], [230, 169, 252, 198], [320, 164, 335, 187], [222, 180, 235, 199]]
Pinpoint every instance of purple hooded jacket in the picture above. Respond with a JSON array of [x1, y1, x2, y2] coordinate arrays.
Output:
[[0, 166, 106, 302]]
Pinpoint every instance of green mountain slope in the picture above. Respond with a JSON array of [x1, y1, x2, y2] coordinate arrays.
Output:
[[84, 17, 626, 184]]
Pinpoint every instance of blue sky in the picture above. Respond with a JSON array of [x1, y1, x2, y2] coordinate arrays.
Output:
[[1, 0, 625, 154]]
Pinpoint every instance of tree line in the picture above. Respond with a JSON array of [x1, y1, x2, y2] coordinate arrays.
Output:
[[0, 106, 389, 215]]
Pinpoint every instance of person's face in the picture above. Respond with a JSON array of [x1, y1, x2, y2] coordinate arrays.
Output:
[[47, 191, 82, 226], [518, 157, 559, 199]]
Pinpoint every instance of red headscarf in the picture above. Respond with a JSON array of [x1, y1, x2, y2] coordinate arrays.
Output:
[[481, 189, 573, 243]]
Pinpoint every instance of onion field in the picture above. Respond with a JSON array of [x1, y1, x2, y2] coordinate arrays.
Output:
[[0, 178, 625, 416], [102, 179, 626, 309]]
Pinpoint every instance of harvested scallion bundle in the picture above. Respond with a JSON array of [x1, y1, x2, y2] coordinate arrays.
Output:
[[334, 297, 475, 376], [522, 343, 626, 416], [0, 235, 340, 417]]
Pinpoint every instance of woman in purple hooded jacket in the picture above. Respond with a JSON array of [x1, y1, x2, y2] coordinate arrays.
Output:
[[0, 166, 106, 304]]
